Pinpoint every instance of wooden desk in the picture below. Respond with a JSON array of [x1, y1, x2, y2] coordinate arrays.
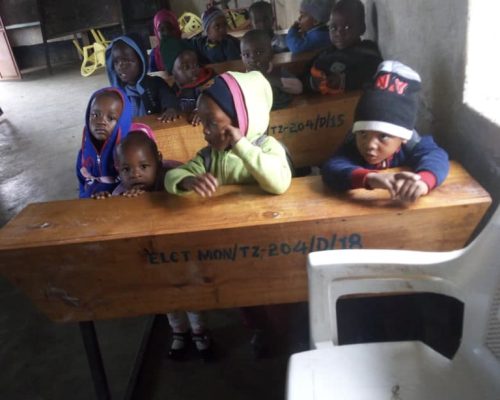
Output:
[[137, 91, 361, 168], [0, 162, 491, 323]]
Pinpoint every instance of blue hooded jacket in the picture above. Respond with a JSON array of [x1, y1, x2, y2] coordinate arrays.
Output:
[[105, 33, 178, 117], [76, 87, 133, 198]]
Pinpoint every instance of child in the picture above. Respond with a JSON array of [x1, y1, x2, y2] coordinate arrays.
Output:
[[165, 71, 292, 357], [286, 0, 332, 54], [172, 49, 215, 125], [191, 6, 241, 64], [248, 1, 288, 53], [76, 87, 133, 198], [308, 0, 382, 94], [241, 29, 302, 110], [321, 61, 450, 202], [149, 9, 182, 72], [105, 33, 180, 122], [92, 123, 182, 198]]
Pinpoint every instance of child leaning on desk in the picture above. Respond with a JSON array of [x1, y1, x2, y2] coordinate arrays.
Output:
[[321, 60, 449, 202], [165, 71, 292, 358]]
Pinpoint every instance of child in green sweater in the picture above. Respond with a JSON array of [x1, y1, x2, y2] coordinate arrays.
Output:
[[165, 70, 292, 357]]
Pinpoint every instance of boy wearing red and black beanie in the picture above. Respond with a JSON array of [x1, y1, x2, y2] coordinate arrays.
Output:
[[321, 60, 449, 202]]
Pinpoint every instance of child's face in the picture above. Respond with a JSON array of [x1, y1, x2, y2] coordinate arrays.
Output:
[[207, 15, 228, 42], [298, 11, 317, 33], [112, 42, 141, 85], [355, 130, 404, 165], [89, 94, 123, 143], [172, 51, 200, 86], [329, 11, 362, 50], [116, 144, 160, 191], [241, 38, 273, 74], [197, 94, 233, 151], [250, 9, 274, 33]]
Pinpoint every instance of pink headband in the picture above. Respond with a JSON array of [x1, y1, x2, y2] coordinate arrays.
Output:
[[219, 73, 248, 136], [129, 122, 157, 142]]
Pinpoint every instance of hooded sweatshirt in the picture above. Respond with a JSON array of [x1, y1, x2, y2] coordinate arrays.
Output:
[[165, 71, 292, 195], [105, 33, 178, 117], [76, 87, 133, 198], [149, 9, 182, 72]]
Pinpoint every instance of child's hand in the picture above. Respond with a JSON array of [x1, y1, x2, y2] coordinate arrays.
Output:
[[121, 188, 146, 198], [189, 110, 201, 126], [158, 108, 180, 123], [224, 125, 243, 147], [393, 172, 429, 202], [91, 191, 111, 200], [365, 172, 398, 198], [180, 173, 219, 197]]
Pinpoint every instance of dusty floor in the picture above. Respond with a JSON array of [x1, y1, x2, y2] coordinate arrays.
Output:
[[0, 64, 308, 399]]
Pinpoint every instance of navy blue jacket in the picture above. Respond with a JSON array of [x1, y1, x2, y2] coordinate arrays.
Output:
[[321, 131, 450, 191], [191, 34, 241, 64]]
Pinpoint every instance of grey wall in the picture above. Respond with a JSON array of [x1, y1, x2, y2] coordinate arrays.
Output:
[[363, 0, 500, 212]]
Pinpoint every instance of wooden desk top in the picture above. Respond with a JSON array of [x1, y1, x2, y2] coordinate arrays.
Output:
[[0, 162, 491, 321]]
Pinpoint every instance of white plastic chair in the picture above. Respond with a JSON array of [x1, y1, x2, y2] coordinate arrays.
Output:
[[286, 206, 500, 399]]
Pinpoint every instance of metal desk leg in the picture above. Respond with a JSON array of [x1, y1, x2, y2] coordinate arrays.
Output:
[[80, 321, 112, 400]]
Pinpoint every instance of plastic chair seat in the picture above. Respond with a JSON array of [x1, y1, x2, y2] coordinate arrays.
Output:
[[287, 340, 500, 400]]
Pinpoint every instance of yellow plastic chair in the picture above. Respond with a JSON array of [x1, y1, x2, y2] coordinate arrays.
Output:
[[178, 12, 203, 37], [90, 29, 110, 48], [72, 39, 107, 77]]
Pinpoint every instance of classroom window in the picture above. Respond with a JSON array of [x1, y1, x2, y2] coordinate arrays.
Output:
[[464, 0, 500, 125]]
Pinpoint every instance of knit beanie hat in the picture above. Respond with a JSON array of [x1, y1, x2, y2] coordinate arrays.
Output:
[[353, 60, 421, 141], [300, 0, 332, 24], [202, 7, 226, 33], [202, 75, 238, 126]]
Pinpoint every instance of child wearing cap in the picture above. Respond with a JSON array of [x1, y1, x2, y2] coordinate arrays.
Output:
[[191, 6, 241, 64], [308, 0, 382, 95], [286, 0, 333, 54], [321, 61, 449, 202]]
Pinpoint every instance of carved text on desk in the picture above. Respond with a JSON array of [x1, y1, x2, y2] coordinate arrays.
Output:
[[267, 112, 346, 138], [145, 233, 362, 265]]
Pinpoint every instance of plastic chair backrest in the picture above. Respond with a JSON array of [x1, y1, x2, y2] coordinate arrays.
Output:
[[307, 205, 500, 361], [178, 12, 202, 34]]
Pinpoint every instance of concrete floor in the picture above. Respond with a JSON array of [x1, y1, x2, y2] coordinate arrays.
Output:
[[0, 64, 308, 399]]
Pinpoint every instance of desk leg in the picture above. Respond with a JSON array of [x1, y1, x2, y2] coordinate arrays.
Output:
[[80, 321, 111, 400]]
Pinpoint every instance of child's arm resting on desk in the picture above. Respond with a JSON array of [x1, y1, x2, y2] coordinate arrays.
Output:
[[230, 127, 292, 195], [164, 154, 209, 195]]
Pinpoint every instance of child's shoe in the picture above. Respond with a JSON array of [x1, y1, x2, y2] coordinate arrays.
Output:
[[192, 331, 213, 362], [167, 331, 191, 361]]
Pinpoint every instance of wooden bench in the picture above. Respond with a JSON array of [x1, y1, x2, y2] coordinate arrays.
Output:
[[136, 91, 361, 169], [0, 161, 491, 323], [153, 49, 317, 85]]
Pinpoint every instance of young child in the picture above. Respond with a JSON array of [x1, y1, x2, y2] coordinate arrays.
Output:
[[191, 6, 241, 64], [165, 71, 291, 357], [241, 29, 302, 110], [308, 0, 382, 94], [321, 61, 450, 202], [105, 33, 180, 122], [248, 1, 288, 53], [91, 123, 181, 198], [286, 0, 332, 54], [76, 87, 133, 198], [160, 41, 215, 125], [149, 9, 182, 72]]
